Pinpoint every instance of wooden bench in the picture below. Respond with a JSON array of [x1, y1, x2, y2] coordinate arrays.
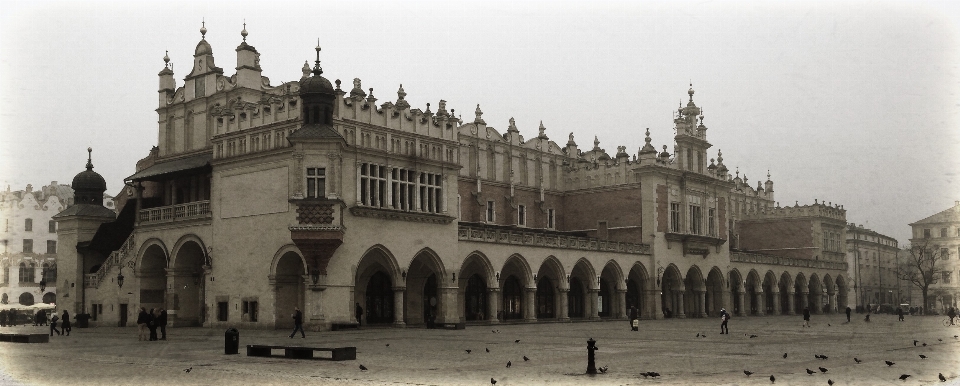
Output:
[[330, 322, 360, 331], [0, 333, 49, 343], [246, 345, 356, 361]]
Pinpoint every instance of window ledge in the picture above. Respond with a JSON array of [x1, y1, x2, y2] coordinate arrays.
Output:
[[349, 206, 455, 225]]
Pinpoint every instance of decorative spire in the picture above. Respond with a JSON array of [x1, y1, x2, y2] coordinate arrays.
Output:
[[394, 84, 410, 109], [717, 149, 724, 164], [86, 147, 93, 171], [507, 117, 518, 132], [200, 19, 207, 39], [312, 39, 323, 76], [366, 88, 377, 103], [241, 21, 248, 42], [767, 170, 771, 181], [163, 50, 170, 66], [538, 121, 548, 139], [301, 60, 310, 79], [567, 132, 576, 146], [473, 104, 485, 124], [593, 136, 600, 150], [688, 82, 694, 102]]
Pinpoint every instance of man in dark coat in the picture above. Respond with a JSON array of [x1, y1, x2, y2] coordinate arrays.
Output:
[[897, 307, 905, 322], [630, 306, 639, 331], [845, 306, 851, 322], [137, 307, 149, 341], [289, 307, 305, 338], [61, 310, 71, 336], [148, 308, 158, 341], [49, 312, 61, 336], [157, 308, 168, 340], [720, 308, 730, 334], [802, 307, 811, 327], [355, 303, 363, 327]]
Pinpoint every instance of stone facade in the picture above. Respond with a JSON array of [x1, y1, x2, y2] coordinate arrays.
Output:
[[55, 25, 850, 330], [844, 223, 902, 311], [908, 201, 960, 313]]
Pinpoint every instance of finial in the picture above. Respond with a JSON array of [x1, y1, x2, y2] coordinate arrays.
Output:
[[241, 21, 248, 42], [312, 39, 323, 75], [369, 88, 374, 97], [200, 19, 207, 39], [767, 170, 771, 179], [398, 84, 406, 99], [644, 128, 651, 143], [335, 79, 341, 90], [163, 50, 170, 65], [86, 147, 93, 171], [735, 167, 739, 177], [717, 149, 723, 162]]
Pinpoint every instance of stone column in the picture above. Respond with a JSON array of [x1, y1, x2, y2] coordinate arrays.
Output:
[[616, 289, 627, 319], [772, 291, 781, 315], [736, 289, 746, 317], [437, 286, 460, 325], [558, 288, 570, 321], [756, 291, 765, 316], [647, 289, 662, 320], [392, 286, 406, 327], [800, 291, 809, 315], [523, 288, 537, 322], [828, 292, 837, 313], [588, 289, 601, 320], [786, 290, 796, 315], [487, 288, 501, 324], [697, 290, 706, 317], [676, 290, 686, 318]]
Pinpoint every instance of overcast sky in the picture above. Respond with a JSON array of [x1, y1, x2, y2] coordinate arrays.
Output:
[[1, 1, 958, 244]]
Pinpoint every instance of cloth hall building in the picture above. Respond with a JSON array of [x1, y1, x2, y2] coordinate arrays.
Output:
[[54, 26, 850, 330]]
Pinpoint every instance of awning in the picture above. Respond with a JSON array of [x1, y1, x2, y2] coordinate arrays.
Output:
[[125, 153, 212, 181]]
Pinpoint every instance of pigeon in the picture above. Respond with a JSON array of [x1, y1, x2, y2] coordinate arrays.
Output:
[[819, 367, 828, 373], [750, 334, 758, 338], [359, 365, 368, 371], [385, 344, 390, 347], [466, 349, 472, 354], [491, 378, 497, 385], [821, 355, 829, 360], [885, 361, 895, 367], [938, 338, 943, 342], [854, 358, 862, 364], [599, 366, 608, 374], [815, 354, 822, 359], [697, 333, 701, 338], [828, 324, 831, 326], [485, 348, 490, 353], [828, 380, 834, 386], [914, 340, 919, 346], [783, 353, 788, 359], [649, 372, 661, 378], [184, 367, 192, 373], [744, 370, 754, 376], [770, 374, 776, 383], [919, 354, 927, 359], [923, 343, 928, 347], [940, 373, 947, 382], [506, 361, 511, 368], [899, 374, 911, 381], [955, 335, 959, 339], [523, 356, 530, 361], [806, 369, 816, 375], [515, 340, 521, 343]]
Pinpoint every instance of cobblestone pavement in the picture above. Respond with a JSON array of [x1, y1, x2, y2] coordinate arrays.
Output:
[[1, 314, 959, 386]]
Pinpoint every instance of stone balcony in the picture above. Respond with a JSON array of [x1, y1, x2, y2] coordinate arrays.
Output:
[[138, 201, 211, 224]]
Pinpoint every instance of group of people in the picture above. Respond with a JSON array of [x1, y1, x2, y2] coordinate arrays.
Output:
[[49, 310, 71, 336], [136, 307, 167, 341]]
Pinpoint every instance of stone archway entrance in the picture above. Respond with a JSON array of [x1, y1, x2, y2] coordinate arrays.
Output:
[[705, 268, 724, 317], [406, 251, 444, 326], [536, 277, 555, 319], [139, 244, 167, 317], [502, 276, 523, 320], [171, 241, 205, 326], [464, 274, 487, 321], [569, 278, 585, 318], [366, 271, 394, 324], [274, 251, 304, 329]]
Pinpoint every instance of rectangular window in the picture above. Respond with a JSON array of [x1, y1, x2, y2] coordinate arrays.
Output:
[[306, 168, 326, 198], [23, 239, 33, 254], [242, 300, 259, 322], [486, 201, 495, 223], [941, 228, 948, 238], [359, 163, 387, 208], [943, 271, 952, 284], [708, 208, 716, 236], [942, 248, 950, 260], [689, 204, 702, 235], [217, 302, 229, 322], [670, 203, 681, 233], [48, 220, 56, 233], [46, 240, 56, 254], [391, 168, 416, 211], [419, 172, 443, 214], [518, 204, 526, 226], [547, 209, 556, 229], [923, 229, 931, 238], [24, 218, 32, 232]]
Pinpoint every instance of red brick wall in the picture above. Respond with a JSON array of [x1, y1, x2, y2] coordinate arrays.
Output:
[[656, 185, 668, 233], [456, 180, 562, 228], [562, 187, 642, 235], [718, 196, 727, 239], [738, 218, 816, 260]]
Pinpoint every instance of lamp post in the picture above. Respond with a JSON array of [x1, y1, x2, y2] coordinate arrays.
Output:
[[310, 267, 320, 285], [117, 269, 124, 289]]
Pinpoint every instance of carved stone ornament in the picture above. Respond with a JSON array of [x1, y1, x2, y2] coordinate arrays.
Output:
[[296, 203, 336, 224]]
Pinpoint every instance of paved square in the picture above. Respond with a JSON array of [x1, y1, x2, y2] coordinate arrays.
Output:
[[1, 314, 958, 385]]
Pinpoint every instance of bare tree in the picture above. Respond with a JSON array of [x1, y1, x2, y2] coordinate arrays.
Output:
[[895, 241, 944, 313]]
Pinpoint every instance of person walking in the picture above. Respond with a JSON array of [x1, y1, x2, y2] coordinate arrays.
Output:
[[897, 307, 905, 322], [61, 310, 71, 336], [948, 307, 956, 325], [630, 306, 639, 331], [136, 307, 149, 341], [49, 312, 61, 336], [845, 306, 851, 323], [802, 307, 811, 327], [355, 303, 363, 327], [289, 307, 305, 339], [720, 308, 730, 334], [157, 308, 168, 340], [148, 308, 158, 341]]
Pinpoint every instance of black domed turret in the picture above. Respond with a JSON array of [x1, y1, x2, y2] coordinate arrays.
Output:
[[299, 43, 335, 96], [72, 147, 107, 206]]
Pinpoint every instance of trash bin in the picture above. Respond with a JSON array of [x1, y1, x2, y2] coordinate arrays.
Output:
[[75, 314, 91, 328], [224, 328, 239, 355]]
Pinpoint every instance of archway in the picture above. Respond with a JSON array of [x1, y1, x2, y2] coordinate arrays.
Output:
[[536, 277, 555, 319], [500, 255, 532, 321], [599, 261, 624, 318], [661, 265, 684, 318], [406, 249, 445, 326], [823, 274, 835, 314], [42, 292, 56, 304], [684, 266, 706, 318], [626, 263, 649, 319], [571, 258, 597, 319], [762, 271, 777, 315], [171, 239, 205, 326], [18, 292, 34, 306], [464, 274, 487, 321], [809, 274, 824, 314], [569, 277, 585, 318], [705, 267, 724, 317], [355, 247, 399, 325], [138, 243, 168, 316], [779, 272, 793, 315], [746, 270, 762, 315], [794, 273, 808, 315], [366, 271, 394, 324], [274, 250, 305, 329], [502, 275, 523, 320], [835, 276, 848, 311], [728, 269, 744, 316]]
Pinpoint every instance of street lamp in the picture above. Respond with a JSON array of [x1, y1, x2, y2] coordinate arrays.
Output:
[[117, 269, 124, 289], [39, 278, 46, 293], [310, 267, 320, 285]]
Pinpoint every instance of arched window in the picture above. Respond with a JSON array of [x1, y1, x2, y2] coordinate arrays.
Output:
[[19, 261, 35, 283], [42, 262, 56, 282]]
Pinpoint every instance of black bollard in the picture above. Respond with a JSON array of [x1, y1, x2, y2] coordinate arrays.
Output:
[[586, 338, 597, 374]]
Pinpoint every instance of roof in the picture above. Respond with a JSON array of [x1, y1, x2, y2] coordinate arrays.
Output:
[[52, 204, 117, 220], [910, 203, 960, 226], [126, 153, 212, 181], [288, 123, 344, 140]]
